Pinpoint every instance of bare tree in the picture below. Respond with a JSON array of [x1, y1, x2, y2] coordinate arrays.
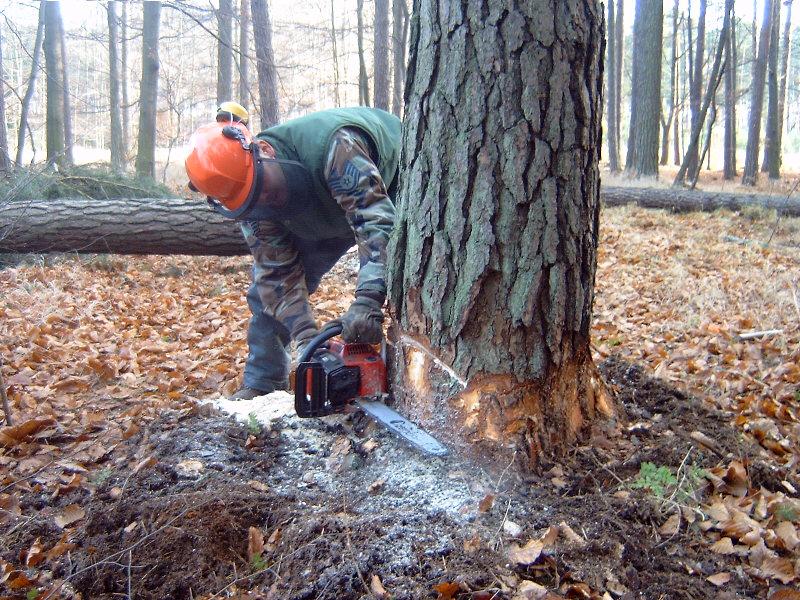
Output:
[[607, 0, 620, 172], [135, 1, 161, 178], [391, 0, 409, 117], [121, 0, 130, 152], [742, 0, 776, 186], [660, 0, 680, 166], [686, 0, 706, 177], [762, 0, 781, 178], [614, 0, 623, 143], [330, 0, 341, 106], [15, 1, 45, 168], [625, 0, 663, 178], [357, 0, 370, 106], [723, 4, 737, 179], [107, 1, 125, 173], [44, 0, 67, 168], [238, 0, 250, 107], [217, 0, 233, 104], [0, 27, 9, 175], [776, 0, 793, 171], [373, 0, 390, 110], [250, 0, 279, 127], [59, 4, 74, 166]]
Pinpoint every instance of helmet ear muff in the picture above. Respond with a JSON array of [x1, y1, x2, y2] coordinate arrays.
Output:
[[207, 143, 265, 220]]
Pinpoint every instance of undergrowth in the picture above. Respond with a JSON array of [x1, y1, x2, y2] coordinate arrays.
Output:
[[0, 164, 172, 202]]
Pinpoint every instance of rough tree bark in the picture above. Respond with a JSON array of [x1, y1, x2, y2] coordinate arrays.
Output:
[[135, 1, 161, 178], [776, 0, 792, 172], [674, 0, 731, 187], [250, 0, 279, 127], [686, 0, 706, 177], [357, 0, 370, 106], [121, 0, 130, 153], [217, 0, 234, 105], [0, 27, 9, 174], [762, 0, 781, 178], [391, 0, 409, 117], [742, 0, 775, 186], [5, 187, 800, 257], [238, 0, 250, 107], [373, 0, 390, 110], [614, 0, 623, 144], [606, 0, 620, 172], [330, 0, 341, 106], [723, 5, 737, 180], [386, 0, 613, 465], [625, 0, 663, 178], [58, 5, 73, 167], [15, 1, 44, 168], [660, 0, 679, 166], [44, 0, 66, 168], [107, 1, 124, 174]]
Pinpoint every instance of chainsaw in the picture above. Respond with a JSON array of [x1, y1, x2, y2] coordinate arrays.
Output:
[[293, 323, 448, 456]]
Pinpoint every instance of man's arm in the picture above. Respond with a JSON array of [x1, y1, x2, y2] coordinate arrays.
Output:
[[240, 220, 318, 345], [323, 127, 396, 304]]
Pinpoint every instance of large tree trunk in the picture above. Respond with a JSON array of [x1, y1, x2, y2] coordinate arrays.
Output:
[[15, 2, 44, 168], [250, 0, 279, 128], [373, 0, 390, 110], [134, 1, 161, 178], [0, 27, 9, 174], [686, 0, 706, 178], [238, 0, 250, 108], [121, 0, 130, 155], [391, 0, 408, 117], [5, 187, 800, 257], [660, 0, 680, 166], [606, 0, 620, 172], [625, 0, 663, 178], [58, 6, 73, 167], [742, 0, 775, 186], [107, 1, 125, 174], [44, 0, 66, 168], [330, 0, 341, 106], [217, 0, 234, 105], [761, 0, 781, 178], [723, 6, 737, 180], [357, 0, 370, 106], [614, 0, 623, 146], [674, 0, 731, 187], [386, 0, 613, 465], [0, 198, 247, 256], [776, 0, 792, 175]]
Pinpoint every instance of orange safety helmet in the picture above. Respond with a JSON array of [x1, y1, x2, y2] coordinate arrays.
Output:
[[185, 121, 260, 212]]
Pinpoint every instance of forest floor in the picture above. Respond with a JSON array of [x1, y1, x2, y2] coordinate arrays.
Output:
[[1, 205, 799, 599]]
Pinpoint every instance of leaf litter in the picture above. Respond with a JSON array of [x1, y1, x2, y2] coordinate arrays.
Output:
[[0, 206, 798, 598]]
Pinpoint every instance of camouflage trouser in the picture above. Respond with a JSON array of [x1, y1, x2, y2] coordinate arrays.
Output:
[[243, 234, 354, 392]]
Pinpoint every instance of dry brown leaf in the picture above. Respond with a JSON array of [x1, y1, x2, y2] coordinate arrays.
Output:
[[706, 572, 731, 586], [558, 522, 585, 546], [133, 456, 157, 473], [710, 537, 736, 555], [512, 580, 548, 600], [478, 493, 495, 513], [464, 534, 481, 553], [760, 556, 797, 584], [109, 486, 123, 499], [434, 581, 461, 600], [266, 527, 282, 551], [55, 504, 85, 528], [175, 459, 204, 478], [658, 513, 681, 536], [25, 537, 46, 567], [769, 590, 800, 600], [248, 479, 269, 492], [722, 460, 749, 497], [370, 574, 388, 599], [0, 417, 56, 447], [248, 526, 264, 558], [775, 521, 800, 551], [508, 539, 545, 565]]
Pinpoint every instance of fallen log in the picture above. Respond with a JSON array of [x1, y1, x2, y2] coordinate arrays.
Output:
[[601, 185, 800, 216], [1, 186, 798, 256]]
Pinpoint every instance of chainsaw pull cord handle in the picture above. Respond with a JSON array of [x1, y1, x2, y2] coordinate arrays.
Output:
[[298, 323, 343, 364]]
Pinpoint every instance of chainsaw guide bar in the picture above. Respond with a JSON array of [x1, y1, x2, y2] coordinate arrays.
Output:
[[355, 398, 449, 457]]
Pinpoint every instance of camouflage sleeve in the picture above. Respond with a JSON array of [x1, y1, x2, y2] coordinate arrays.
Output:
[[240, 220, 318, 342], [323, 127, 395, 304]]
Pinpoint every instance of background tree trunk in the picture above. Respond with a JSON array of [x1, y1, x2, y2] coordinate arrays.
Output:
[[373, 0, 390, 110], [606, 0, 620, 172], [134, 1, 161, 178], [776, 0, 792, 173], [238, 0, 250, 108], [15, 2, 44, 168], [121, 0, 130, 154], [761, 0, 780, 178], [742, 0, 775, 186], [686, 0, 706, 177], [391, 0, 408, 117], [723, 5, 737, 180], [107, 1, 124, 174], [58, 7, 73, 167], [250, 0, 279, 128], [625, 0, 663, 178], [357, 0, 370, 106], [387, 0, 612, 464], [0, 27, 9, 174], [44, 0, 66, 168], [660, 0, 679, 166], [614, 0, 623, 147], [217, 0, 234, 105]]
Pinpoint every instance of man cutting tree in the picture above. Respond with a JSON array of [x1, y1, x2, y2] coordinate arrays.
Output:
[[186, 104, 401, 400]]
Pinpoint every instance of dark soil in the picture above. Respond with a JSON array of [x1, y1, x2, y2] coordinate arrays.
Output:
[[2, 357, 788, 599]]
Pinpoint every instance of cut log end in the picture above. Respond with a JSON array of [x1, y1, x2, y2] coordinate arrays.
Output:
[[389, 329, 616, 468]]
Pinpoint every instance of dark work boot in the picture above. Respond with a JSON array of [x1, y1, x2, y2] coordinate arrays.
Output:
[[227, 386, 272, 401]]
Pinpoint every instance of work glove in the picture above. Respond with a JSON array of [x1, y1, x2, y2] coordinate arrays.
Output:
[[329, 296, 385, 344]]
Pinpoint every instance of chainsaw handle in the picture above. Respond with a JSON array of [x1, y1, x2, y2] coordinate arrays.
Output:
[[298, 323, 343, 364]]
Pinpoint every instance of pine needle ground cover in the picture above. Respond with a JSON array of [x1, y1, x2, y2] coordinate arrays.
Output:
[[0, 206, 798, 599]]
